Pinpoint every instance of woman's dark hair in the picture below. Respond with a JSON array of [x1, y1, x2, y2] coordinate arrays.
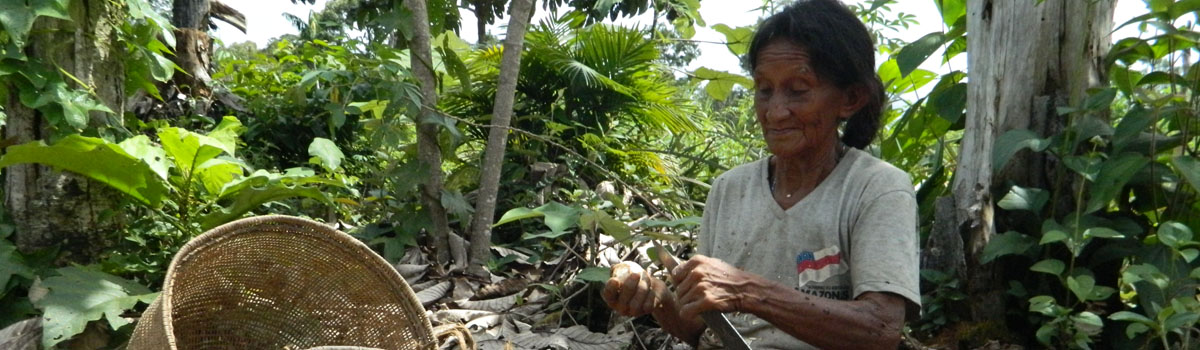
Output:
[[746, 0, 884, 149]]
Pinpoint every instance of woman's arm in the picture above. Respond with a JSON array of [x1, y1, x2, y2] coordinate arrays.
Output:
[[672, 255, 907, 350]]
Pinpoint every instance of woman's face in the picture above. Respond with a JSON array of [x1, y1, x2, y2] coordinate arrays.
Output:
[[753, 40, 859, 158]]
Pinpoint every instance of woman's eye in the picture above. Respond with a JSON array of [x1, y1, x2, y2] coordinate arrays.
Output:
[[756, 88, 772, 97]]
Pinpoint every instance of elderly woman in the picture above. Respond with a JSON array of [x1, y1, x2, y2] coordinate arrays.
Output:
[[601, 0, 919, 349]]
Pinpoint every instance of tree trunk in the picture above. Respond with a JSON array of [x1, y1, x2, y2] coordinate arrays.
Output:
[[5, 0, 125, 264], [467, 0, 535, 276], [171, 0, 213, 97], [956, 0, 1115, 324], [406, 0, 456, 267]]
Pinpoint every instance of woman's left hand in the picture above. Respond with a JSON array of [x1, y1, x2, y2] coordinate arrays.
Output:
[[669, 254, 761, 321]]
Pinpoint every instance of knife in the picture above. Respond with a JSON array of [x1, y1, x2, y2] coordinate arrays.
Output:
[[653, 243, 752, 350]]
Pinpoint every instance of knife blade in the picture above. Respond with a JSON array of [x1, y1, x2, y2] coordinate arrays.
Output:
[[653, 243, 752, 350]]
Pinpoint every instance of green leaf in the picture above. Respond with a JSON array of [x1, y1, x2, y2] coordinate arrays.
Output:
[[1067, 275, 1096, 302], [1030, 259, 1065, 276], [1084, 88, 1117, 110], [118, 135, 171, 182], [0, 135, 167, 206], [200, 170, 336, 229], [1125, 323, 1151, 339], [596, 211, 631, 243], [0, 243, 34, 289], [1029, 295, 1062, 316], [307, 137, 344, 171], [998, 185, 1049, 212], [1085, 153, 1150, 214], [896, 32, 946, 78], [1072, 311, 1104, 335], [0, 0, 70, 47], [537, 202, 582, 235], [495, 207, 543, 227], [1172, 156, 1200, 193], [712, 24, 754, 56], [194, 159, 243, 195], [1163, 312, 1200, 332], [1157, 221, 1193, 249], [1040, 230, 1069, 245], [1110, 311, 1155, 324], [928, 82, 967, 123], [993, 129, 1050, 172], [691, 67, 752, 101], [576, 267, 611, 283], [35, 266, 157, 349], [1083, 227, 1124, 240], [980, 231, 1036, 264], [158, 128, 225, 178], [60, 89, 115, 130]]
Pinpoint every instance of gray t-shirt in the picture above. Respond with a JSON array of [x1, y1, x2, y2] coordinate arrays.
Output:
[[695, 148, 920, 350]]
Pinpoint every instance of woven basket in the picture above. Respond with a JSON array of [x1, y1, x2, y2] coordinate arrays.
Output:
[[127, 215, 463, 350]]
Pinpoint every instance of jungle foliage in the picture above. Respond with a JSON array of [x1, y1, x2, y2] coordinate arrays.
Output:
[[0, 0, 1198, 349]]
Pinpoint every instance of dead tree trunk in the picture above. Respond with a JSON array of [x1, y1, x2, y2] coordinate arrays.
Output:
[[406, 0, 456, 267], [4, 0, 125, 264], [955, 0, 1115, 324], [467, 0, 536, 276], [171, 0, 213, 97]]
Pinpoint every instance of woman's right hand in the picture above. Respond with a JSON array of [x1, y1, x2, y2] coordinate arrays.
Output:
[[601, 261, 669, 317]]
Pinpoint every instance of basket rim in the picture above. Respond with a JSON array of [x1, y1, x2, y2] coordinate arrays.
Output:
[[157, 215, 434, 349]]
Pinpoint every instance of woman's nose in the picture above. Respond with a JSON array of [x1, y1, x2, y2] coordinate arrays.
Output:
[[765, 95, 791, 121]]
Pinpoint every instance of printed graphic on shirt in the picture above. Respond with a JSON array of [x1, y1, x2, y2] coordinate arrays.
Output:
[[796, 245, 848, 299]]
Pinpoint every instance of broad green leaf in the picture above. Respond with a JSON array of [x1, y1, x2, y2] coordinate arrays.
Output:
[[118, 135, 170, 181], [993, 129, 1050, 172], [307, 137, 344, 171], [1040, 230, 1069, 245], [712, 24, 754, 56], [928, 82, 966, 123], [60, 89, 115, 130], [1125, 323, 1151, 339], [595, 211, 631, 243], [1163, 312, 1200, 332], [1172, 156, 1200, 193], [896, 32, 946, 78], [206, 116, 244, 156], [538, 202, 582, 235], [1085, 153, 1150, 214], [998, 185, 1049, 212], [937, 0, 967, 26], [980, 231, 1036, 264], [0, 135, 167, 206], [495, 207, 543, 227], [158, 128, 226, 177], [0, 243, 33, 289], [1029, 295, 1061, 316], [1083, 227, 1124, 240], [1030, 259, 1065, 276], [194, 159, 243, 195], [576, 267, 611, 283], [1083, 88, 1117, 110], [1157, 221, 1193, 249], [1067, 275, 1096, 302], [1072, 311, 1104, 335], [878, 59, 937, 94], [35, 266, 157, 349], [0, 0, 69, 46], [691, 67, 752, 101], [1064, 155, 1102, 181], [1110, 311, 1154, 324], [638, 217, 702, 228], [1182, 249, 1199, 263], [200, 171, 335, 229]]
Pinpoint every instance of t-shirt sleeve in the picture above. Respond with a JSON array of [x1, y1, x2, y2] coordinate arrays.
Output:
[[848, 170, 921, 317]]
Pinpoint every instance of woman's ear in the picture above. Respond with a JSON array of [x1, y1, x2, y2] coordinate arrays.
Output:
[[838, 84, 869, 120]]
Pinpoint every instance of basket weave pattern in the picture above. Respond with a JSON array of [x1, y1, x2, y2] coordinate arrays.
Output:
[[129, 215, 436, 350]]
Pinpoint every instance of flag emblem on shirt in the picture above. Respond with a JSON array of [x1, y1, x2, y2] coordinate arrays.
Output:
[[796, 245, 845, 287]]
